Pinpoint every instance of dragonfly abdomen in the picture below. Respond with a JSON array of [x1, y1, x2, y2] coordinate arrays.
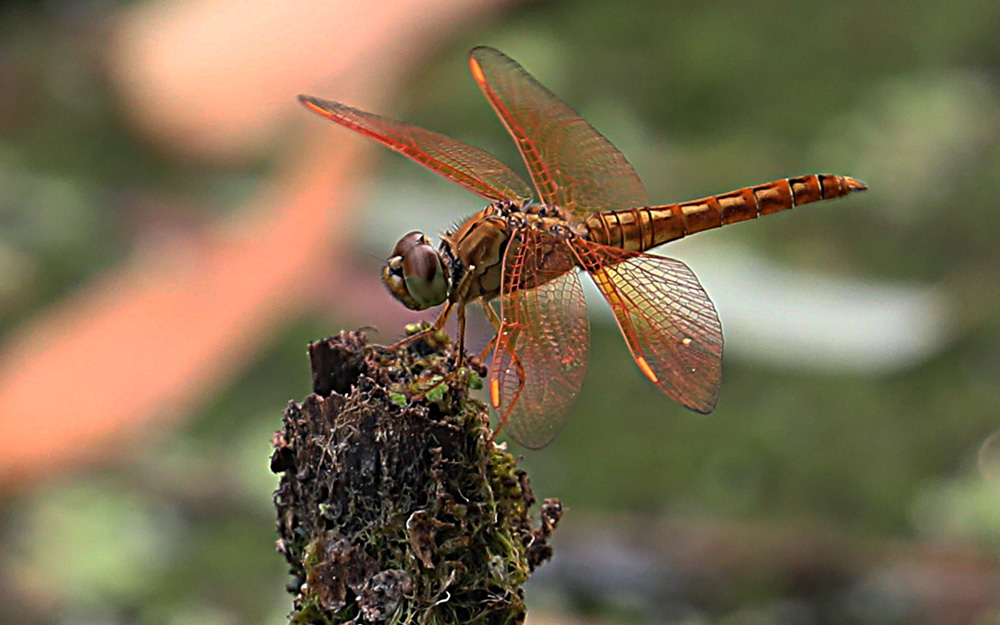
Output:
[[585, 174, 866, 252]]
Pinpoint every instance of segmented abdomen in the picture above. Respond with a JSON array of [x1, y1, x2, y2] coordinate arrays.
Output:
[[585, 174, 866, 251]]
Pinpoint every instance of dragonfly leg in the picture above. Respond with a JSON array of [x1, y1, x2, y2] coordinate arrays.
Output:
[[387, 301, 455, 351], [455, 302, 466, 369], [477, 301, 501, 361], [405, 302, 475, 404], [409, 299, 503, 408], [391, 263, 483, 360], [389, 268, 486, 406]]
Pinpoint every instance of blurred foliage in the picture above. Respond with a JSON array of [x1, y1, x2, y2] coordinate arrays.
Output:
[[2, 0, 1000, 624]]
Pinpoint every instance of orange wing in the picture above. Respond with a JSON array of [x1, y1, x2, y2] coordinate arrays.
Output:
[[469, 47, 649, 218], [489, 229, 589, 449], [572, 239, 723, 413], [299, 95, 533, 202]]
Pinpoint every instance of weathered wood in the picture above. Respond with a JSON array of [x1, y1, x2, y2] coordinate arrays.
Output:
[[272, 329, 561, 624]]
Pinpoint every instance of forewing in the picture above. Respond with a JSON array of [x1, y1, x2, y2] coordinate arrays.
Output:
[[468, 47, 648, 217], [490, 230, 589, 449], [573, 239, 723, 413], [299, 95, 533, 202]]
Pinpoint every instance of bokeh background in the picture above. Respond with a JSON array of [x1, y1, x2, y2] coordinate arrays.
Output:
[[2, 0, 999, 623]]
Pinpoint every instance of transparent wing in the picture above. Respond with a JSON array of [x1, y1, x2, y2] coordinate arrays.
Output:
[[490, 230, 589, 449], [573, 239, 723, 413], [299, 95, 533, 202], [468, 47, 649, 218]]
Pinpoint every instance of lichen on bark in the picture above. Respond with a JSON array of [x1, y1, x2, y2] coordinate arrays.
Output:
[[271, 327, 561, 624]]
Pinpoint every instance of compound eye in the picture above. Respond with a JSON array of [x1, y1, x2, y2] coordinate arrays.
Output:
[[382, 235, 449, 311], [390, 231, 429, 260], [400, 244, 448, 309]]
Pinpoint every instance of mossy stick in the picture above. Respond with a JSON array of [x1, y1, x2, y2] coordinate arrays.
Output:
[[271, 328, 561, 624]]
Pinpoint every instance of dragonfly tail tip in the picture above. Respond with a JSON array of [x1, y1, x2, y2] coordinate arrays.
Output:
[[844, 176, 868, 193]]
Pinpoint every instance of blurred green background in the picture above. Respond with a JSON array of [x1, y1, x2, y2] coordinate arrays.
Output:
[[2, 0, 999, 624]]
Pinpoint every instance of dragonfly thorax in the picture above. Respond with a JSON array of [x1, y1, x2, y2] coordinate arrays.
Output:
[[440, 201, 586, 306], [382, 231, 450, 311]]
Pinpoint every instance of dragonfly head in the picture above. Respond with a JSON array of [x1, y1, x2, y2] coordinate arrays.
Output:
[[383, 231, 450, 310]]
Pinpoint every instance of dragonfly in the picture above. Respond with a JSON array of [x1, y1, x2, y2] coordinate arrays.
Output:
[[300, 46, 866, 449]]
